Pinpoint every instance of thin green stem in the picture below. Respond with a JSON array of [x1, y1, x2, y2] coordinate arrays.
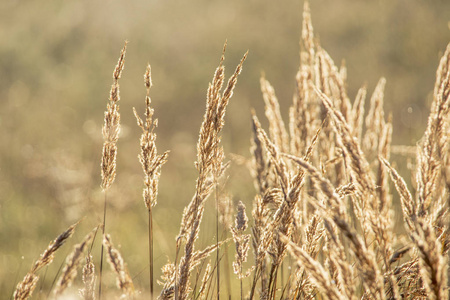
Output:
[[221, 229, 231, 300], [267, 264, 277, 300], [270, 266, 278, 300], [149, 207, 154, 300], [174, 239, 181, 300], [249, 265, 260, 300], [99, 191, 107, 300], [215, 181, 220, 300], [240, 266, 243, 300]]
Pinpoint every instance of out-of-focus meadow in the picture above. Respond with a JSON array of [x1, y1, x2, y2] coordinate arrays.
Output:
[[1, 0, 449, 296]]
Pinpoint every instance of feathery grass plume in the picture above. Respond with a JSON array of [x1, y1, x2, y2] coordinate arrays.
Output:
[[250, 111, 324, 299], [311, 48, 351, 186], [254, 123, 292, 270], [372, 120, 396, 273], [54, 227, 97, 296], [314, 48, 331, 119], [164, 45, 247, 300], [434, 44, 450, 97], [157, 242, 224, 299], [158, 261, 176, 300], [254, 115, 290, 197], [323, 221, 357, 300], [363, 78, 386, 157], [103, 234, 135, 299], [411, 219, 448, 300], [300, 0, 315, 71], [351, 86, 367, 142], [134, 64, 169, 298], [281, 154, 345, 221], [260, 76, 289, 154], [250, 109, 274, 195], [303, 215, 324, 263], [416, 43, 450, 214], [230, 201, 251, 299], [313, 84, 376, 198], [297, 0, 321, 154], [384, 155, 448, 298], [177, 45, 226, 241], [80, 255, 96, 300], [254, 117, 319, 299], [379, 157, 416, 232], [283, 236, 344, 300], [292, 214, 328, 299], [13, 274, 38, 300], [250, 195, 269, 297], [377, 118, 392, 204], [290, 67, 312, 156], [312, 84, 387, 247], [283, 153, 385, 299], [13, 221, 78, 300], [134, 64, 169, 210], [317, 48, 352, 123], [101, 41, 127, 190], [99, 41, 127, 299], [381, 156, 449, 299]]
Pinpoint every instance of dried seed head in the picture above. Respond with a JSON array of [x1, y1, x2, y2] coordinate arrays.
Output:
[[235, 201, 248, 232], [144, 64, 152, 90], [103, 234, 135, 297], [13, 273, 39, 300], [113, 41, 127, 80], [54, 229, 96, 295], [101, 42, 127, 190], [80, 255, 96, 300]]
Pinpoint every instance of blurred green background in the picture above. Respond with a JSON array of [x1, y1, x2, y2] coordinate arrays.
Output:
[[1, 0, 449, 297]]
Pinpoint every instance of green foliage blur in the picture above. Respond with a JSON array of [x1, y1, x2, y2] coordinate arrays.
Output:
[[1, 0, 449, 296]]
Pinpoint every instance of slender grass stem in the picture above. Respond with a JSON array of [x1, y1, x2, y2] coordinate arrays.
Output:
[[215, 182, 220, 300], [99, 191, 107, 300], [221, 229, 231, 300], [149, 207, 154, 299], [271, 267, 278, 300], [267, 264, 277, 300], [240, 266, 243, 300], [249, 265, 260, 300], [174, 239, 181, 300]]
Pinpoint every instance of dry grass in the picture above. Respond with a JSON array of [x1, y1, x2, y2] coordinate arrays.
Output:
[[11, 2, 450, 299], [13, 222, 79, 300]]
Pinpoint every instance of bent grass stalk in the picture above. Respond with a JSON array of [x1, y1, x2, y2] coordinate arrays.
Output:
[[99, 41, 127, 299], [13, 222, 79, 300], [133, 64, 169, 299]]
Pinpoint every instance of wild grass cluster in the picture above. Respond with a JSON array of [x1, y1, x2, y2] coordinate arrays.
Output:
[[12, 2, 450, 299]]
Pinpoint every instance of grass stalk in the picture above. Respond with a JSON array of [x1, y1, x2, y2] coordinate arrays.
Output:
[[249, 265, 262, 300], [98, 192, 107, 300], [133, 63, 168, 299], [240, 265, 243, 300], [149, 207, 154, 299], [221, 229, 232, 300], [215, 182, 220, 300], [99, 41, 127, 299]]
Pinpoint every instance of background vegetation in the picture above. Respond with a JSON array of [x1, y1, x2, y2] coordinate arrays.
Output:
[[1, 0, 450, 297]]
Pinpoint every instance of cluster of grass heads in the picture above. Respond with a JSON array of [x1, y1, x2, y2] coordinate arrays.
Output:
[[11, 2, 450, 299]]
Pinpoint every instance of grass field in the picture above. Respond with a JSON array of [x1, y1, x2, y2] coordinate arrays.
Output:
[[2, 1, 450, 299]]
